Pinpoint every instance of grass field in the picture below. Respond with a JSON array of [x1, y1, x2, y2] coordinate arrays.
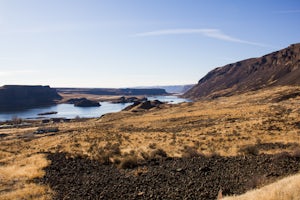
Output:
[[0, 85, 300, 199], [223, 173, 300, 200]]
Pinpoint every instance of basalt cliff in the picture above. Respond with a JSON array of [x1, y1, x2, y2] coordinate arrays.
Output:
[[0, 85, 62, 111], [184, 43, 300, 99]]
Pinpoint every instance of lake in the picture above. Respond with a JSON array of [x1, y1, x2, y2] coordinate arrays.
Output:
[[0, 96, 191, 121]]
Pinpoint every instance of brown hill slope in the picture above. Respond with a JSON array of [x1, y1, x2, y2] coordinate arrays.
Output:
[[184, 43, 300, 99]]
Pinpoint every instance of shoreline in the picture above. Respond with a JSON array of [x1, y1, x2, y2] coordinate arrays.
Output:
[[0, 94, 190, 122]]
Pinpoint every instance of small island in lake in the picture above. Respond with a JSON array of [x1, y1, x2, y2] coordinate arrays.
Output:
[[66, 98, 101, 107]]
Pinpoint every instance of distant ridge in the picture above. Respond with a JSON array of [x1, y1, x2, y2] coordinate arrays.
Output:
[[56, 88, 168, 96], [183, 43, 300, 99], [135, 84, 195, 94]]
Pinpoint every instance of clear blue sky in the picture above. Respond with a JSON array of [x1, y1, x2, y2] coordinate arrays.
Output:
[[0, 0, 299, 88]]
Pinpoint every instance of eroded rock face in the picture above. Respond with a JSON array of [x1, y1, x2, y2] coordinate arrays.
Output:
[[66, 98, 100, 107], [184, 43, 300, 99], [123, 100, 164, 111], [111, 96, 148, 104], [0, 85, 62, 111]]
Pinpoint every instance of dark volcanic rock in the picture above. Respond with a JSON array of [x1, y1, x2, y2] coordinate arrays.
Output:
[[0, 85, 61, 111], [139, 100, 163, 109], [75, 100, 100, 107], [67, 98, 100, 107], [38, 152, 300, 200], [123, 100, 164, 111], [111, 96, 147, 104], [184, 43, 300, 99], [65, 98, 87, 104]]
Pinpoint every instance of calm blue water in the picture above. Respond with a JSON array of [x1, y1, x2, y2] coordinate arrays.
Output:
[[0, 96, 190, 121], [148, 95, 191, 104]]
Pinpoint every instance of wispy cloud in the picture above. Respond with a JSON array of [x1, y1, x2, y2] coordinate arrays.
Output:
[[133, 28, 268, 47]]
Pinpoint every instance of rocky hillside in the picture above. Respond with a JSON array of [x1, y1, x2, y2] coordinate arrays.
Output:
[[0, 85, 61, 111], [184, 43, 300, 99]]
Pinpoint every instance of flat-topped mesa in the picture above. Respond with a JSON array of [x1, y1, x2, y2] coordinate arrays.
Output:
[[184, 43, 300, 99], [0, 85, 62, 111]]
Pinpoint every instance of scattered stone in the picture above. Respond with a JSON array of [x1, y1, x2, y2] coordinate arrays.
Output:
[[38, 152, 300, 200], [137, 192, 144, 196], [176, 168, 183, 172]]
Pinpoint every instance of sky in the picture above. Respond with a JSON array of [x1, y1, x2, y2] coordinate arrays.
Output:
[[0, 0, 299, 88]]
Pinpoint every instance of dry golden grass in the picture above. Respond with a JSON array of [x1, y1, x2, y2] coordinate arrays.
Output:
[[0, 183, 52, 200], [0, 85, 299, 199], [223, 173, 300, 200], [0, 154, 49, 180], [0, 154, 53, 200]]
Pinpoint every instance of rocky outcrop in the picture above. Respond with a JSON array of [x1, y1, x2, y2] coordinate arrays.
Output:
[[66, 98, 100, 107], [111, 96, 148, 104], [0, 85, 62, 111], [123, 100, 164, 112], [66, 98, 85, 104], [184, 43, 300, 99]]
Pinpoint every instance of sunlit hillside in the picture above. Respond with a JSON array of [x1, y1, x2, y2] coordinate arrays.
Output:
[[1, 85, 300, 199]]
